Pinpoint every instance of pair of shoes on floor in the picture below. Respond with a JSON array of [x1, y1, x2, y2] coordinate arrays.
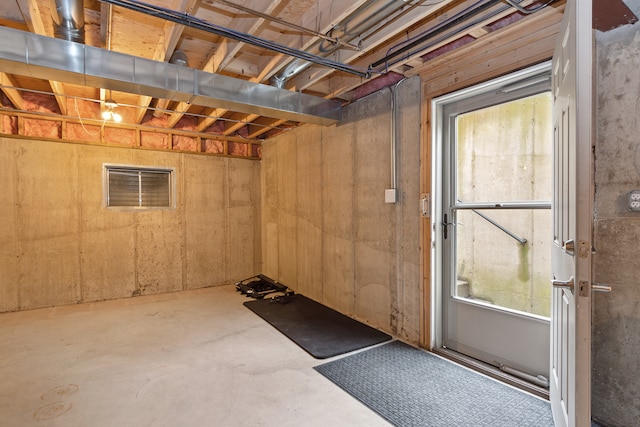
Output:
[[235, 274, 294, 300]]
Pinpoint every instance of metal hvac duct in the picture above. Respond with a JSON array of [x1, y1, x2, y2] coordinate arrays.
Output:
[[50, 0, 85, 43], [153, 50, 189, 118], [0, 27, 341, 125]]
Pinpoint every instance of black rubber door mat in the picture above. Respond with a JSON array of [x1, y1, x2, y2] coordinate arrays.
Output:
[[243, 294, 391, 359]]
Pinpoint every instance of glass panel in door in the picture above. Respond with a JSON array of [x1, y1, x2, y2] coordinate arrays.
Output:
[[453, 92, 552, 318]]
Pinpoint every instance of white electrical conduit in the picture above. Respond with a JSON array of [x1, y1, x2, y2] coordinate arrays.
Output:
[[386, 78, 408, 203]]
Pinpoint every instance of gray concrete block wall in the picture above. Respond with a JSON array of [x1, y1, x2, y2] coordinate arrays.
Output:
[[0, 137, 260, 312], [261, 77, 422, 343], [593, 19, 640, 426]]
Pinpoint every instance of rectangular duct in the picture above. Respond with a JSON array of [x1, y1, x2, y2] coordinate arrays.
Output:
[[0, 27, 341, 125]]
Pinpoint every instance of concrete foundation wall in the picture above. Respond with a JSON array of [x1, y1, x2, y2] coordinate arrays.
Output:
[[261, 77, 422, 343], [0, 137, 260, 312], [593, 18, 640, 426], [455, 93, 553, 317]]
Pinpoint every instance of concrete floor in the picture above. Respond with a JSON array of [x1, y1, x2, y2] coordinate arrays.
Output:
[[0, 286, 391, 427]]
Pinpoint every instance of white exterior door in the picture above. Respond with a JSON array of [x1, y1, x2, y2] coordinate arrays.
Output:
[[550, 0, 593, 426]]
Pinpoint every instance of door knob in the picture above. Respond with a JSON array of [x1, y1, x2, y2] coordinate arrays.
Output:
[[551, 276, 574, 290]]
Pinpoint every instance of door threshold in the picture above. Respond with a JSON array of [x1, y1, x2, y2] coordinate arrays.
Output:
[[432, 347, 549, 400]]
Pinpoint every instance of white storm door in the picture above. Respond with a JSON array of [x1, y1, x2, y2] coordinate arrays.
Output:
[[550, 0, 593, 426], [434, 63, 554, 386]]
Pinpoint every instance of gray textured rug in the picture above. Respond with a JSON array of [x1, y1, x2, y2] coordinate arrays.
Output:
[[314, 340, 554, 427]]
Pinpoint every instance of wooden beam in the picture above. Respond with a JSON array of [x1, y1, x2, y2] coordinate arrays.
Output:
[[252, 0, 373, 85], [223, 113, 259, 135], [166, 102, 193, 128], [196, 108, 226, 133], [200, 0, 385, 136], [213, 0, 284, 73], [15, 0, 71, 114], [49, 81, 68, 115], [100, 2, 113, 49], [308, 0, 563, 100], [134, 0, 203, 123], [285, 0, 458, 93], [133, 96, 153, 124], [0, 17, 29, 31], [419, 80, 431, 349], [187, 0, 283, 126], [247, 117, 286, 138], [0, 73, 24, 109], [397, 0, 560, 78], [418, 11, 564, 97], [169, 0, 373, 131], [468, 26, 490, 38]]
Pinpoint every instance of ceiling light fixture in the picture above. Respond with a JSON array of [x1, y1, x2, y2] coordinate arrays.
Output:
[[101, 92, 122, 123], [101, 99, 122, 123]]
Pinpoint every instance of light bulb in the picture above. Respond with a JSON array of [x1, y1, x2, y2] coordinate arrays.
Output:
[[102, 98, 122, 122]]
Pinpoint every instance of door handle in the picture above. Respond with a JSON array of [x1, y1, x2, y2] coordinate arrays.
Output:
[[551, 276, 574, 290], [592, 283, 612, 293], [563, 239, 574, 254]]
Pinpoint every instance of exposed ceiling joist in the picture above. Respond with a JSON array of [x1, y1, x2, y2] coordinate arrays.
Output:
[[0, 72, 24, 109], [15, 0, 69, 115], [0, 0, 582, 142]]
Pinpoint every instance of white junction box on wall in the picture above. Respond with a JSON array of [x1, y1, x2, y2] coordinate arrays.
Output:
[[385, 189, 397, 204]]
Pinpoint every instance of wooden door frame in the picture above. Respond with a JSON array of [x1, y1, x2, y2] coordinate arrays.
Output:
[[417, 3, 567, 350]]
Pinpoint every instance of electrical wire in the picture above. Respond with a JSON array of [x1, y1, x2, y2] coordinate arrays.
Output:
[[503, 0, 557, 14], [75, 97, 106, 136]]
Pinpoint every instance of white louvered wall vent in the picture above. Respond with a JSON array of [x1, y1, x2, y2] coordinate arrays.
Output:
[[104, 165, 175, 209]]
